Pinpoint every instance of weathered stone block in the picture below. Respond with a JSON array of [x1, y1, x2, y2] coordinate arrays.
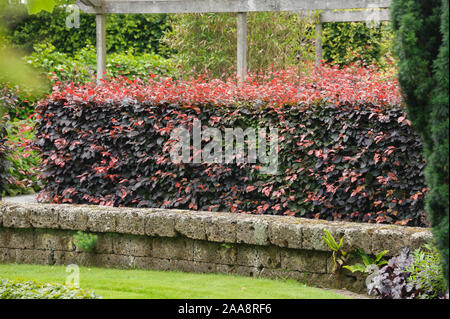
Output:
[[145, 212, 177, 237], [215, 264, 234, 275], [34, 229, 74, 251], [193, 241, 236, 264], [148, 257, 171, 271], [15, 249, 53, 265], [0, 247, 16, 263], [93, 233, 114, 254], [191, 261, 217, 274], [2, 205, 31, 228], [87, 210, 116, 233], [29, 207, 59, 229], [281, 249, 328, 273], [53, 250, 80, 265], [232, 265, 261, 278], [174, 214, 206, 240], [0, 228, 34, 249], [341, 226, 372, 253], [268, 221, 302, 249], [409, 230, 433, 251], [259, 268, 308, 282], [205, 215, 236, 243], [133, 256, 156, 270], [112, 235, 152, 257], [115, 210, 146, 235], [151, 237, 194, 260], [236, 245, 281, 269], [58, 207, 88, 231], [371, 228, 406, 256], [302, 224, 344, 251], [94, 253, 136, 269], [236, 218, 269, 246]]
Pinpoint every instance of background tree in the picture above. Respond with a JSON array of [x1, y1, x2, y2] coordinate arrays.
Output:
[[391, 0, 449, 286]]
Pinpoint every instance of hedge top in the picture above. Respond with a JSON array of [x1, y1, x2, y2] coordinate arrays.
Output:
[[39, 65, 401, 109]]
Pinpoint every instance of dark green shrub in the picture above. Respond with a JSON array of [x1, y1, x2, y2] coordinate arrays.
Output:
[[426, 0, 449, 289], [322, 21, 394, 68], [391, 0, 449, 286], [2, 118, 41, 197], [3, 4, 171, 56], [25, 42, 178, 83], [8, 43, 177, 118], [0, 278, 100, 299], [73, 231, 98, 252]]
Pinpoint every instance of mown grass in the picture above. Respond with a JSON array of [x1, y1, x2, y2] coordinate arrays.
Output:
[[0, 263, 350, 299]]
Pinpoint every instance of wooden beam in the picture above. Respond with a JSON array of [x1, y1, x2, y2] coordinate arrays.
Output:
[[237, 12, 247, 82], [315, 23, 322, 67], [76, 0, 392, 14], [79, 0, 102, 7], [96, 13, 106, 84], [320, 8, 390, 22]]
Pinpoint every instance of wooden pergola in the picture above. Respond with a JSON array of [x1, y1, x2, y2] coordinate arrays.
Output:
[[76, 0, 392, 83]]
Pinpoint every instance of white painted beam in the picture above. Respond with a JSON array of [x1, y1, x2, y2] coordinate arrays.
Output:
[[237, 12, 247, 82], [320, 8, 390, 22], [79, 0, 102, 7], [76, 0, 392, 14], [315, 23, 322, 67], [96, 14, 106, 84]]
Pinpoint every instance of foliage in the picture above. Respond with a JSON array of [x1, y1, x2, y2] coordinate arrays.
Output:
[[3, 4, 171, 56], [8, 42, 177, 118], [426, 0, 449, 289], [0, 278, 100, 299], [343, 248, 389, 274], [1, 118, 41, 196], [35, 66, 428, 226], [406, 244, 447, 299], [27, 42, 178, 83], [164, 13, 396, 78], [321, 229, 348, 275], [0, 122, 8, 200], [164, 12, 319, 78], [73, 231, 98, 252], [367, 247, 417, 298], [322, 21, 395, 68], [0, 2, 49, 120], [391, 0, 449, 286], [368, 245, 447, 299]]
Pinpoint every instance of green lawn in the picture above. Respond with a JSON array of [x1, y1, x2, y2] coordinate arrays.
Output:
[[0, 263, 350, 299]]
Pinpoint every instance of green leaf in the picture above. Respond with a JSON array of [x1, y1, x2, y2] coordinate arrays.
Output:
[[361, 253, 373, 266], [26, 0, 56, 15], [375, 250, 389, 263], [338, 235, 344, 249], [343, 263, 366, 273]]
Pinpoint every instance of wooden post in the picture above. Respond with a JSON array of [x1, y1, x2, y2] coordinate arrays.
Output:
[[315, 22, 322, 67], [237, 12, 247, 82], [96, 13, 106, 84]]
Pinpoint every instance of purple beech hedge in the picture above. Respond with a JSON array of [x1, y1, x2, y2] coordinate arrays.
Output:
[[35, 73, 427, 226]]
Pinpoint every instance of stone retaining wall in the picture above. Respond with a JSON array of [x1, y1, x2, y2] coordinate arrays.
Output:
[[0, 202, 432, 293]]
